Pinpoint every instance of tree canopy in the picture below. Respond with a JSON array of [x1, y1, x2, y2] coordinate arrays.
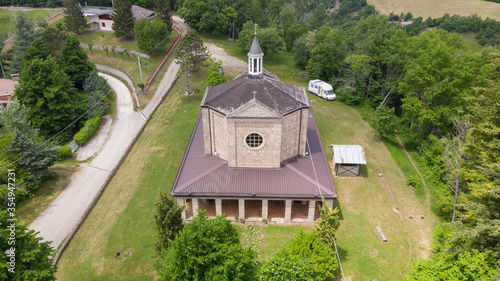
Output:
[[63, 0, 88, 35], [134, 18, 170, 53], [112, 0, 135, 38]]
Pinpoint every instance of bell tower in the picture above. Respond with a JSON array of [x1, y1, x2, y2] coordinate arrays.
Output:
[[248, 24, 264, 78]]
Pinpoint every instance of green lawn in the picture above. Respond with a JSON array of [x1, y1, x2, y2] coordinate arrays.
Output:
[[0, 8, 62, 39], [367, 0, 500, 20], [80, 29, 179, 106]]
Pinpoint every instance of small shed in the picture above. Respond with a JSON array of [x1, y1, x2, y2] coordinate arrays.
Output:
[[330, 145, 366, 177]]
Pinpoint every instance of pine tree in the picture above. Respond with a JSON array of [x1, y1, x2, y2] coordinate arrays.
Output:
[[10, 12, 40, 74], [154, 0, 172, 32], [63, 0, 88, 35], [113, 0, 135, 38], [314, 198, 340, 248], [175, 30, 208, 73], [59, 35, 95, 89], [154, 192, 184, 254]]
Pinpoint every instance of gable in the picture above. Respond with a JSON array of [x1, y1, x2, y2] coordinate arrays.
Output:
[[229, 101, 280, 118]]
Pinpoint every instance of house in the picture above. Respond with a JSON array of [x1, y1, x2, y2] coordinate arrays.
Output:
[[0, 78, 18, 108], [170, 35, 337, 223], [82, 5, 155, 31], [330, 145, 366, 177]]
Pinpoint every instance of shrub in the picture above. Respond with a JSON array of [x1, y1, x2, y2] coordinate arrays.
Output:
[[406, 175, 422, 189], [58, 145, 73, 160], [74, 116, 102, 145]]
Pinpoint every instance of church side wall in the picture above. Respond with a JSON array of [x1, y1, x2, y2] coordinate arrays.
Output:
[[211, 110, 229, 160], [202, 108, 211, 155], [281, 110, 301, 162], [298, 108, 309, 156]]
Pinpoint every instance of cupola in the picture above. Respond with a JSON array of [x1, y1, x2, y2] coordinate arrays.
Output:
[[248, 26, 264, 78]]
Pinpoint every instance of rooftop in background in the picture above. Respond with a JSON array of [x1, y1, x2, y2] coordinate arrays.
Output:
[[331, 145, 367, 164], [170, 110, 337, 199], [0, 78, 18, 107], [81, 6, 114, 16], [131, 5, 155, 22], [201, 69, 310, 117]]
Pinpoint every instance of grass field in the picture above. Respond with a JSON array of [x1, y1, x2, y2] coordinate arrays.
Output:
[[0, 8, 62, 39], [79, 29, 179, 106], [367, 0, 500, 20]]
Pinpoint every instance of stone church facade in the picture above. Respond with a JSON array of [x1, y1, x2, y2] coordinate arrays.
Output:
[[170, 35, 337, 223]]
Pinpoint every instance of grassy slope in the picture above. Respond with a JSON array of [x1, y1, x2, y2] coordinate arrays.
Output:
[[80, 29, 179, 106], [367, 0, 500, 20], [0, 9, 61, 38], [56, 35, 439, 280]]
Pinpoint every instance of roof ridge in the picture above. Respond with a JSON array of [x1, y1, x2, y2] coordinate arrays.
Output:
[[283, 161, 335, 196], [174, 161, 227, 193]]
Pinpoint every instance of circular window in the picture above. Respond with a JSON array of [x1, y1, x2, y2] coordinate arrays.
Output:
[[246, 133, 264, 148]]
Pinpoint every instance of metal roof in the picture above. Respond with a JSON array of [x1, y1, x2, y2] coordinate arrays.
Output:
[[331, 145, 366, 165], [0, 79, 18, 97], [248, 35, 263, 56], [201, 70, 310, 117], [170, 110, 337, 199]]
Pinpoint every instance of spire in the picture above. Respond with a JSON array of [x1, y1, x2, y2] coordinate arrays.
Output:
[[248, 27, 264, 78]]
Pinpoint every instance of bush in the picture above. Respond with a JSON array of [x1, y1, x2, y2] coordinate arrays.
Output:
[[58, 145, 73, 160], [336, 89, 364, 105], [406, 175, 422, 189], [74, 116, 102, 145]]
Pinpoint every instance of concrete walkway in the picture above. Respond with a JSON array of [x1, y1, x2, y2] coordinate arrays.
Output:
[[28, 74, 145, 249]]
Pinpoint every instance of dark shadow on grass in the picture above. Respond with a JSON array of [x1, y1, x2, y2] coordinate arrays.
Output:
[[336, 244, 349, 264], [332, 199, 345, 221]]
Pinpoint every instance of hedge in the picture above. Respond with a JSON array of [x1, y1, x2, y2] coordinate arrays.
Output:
[[74, 116, 102, 145], [58, 145, 73, 160]]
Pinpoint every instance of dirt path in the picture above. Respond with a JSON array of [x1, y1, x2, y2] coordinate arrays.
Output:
[[205, 43, 247, 76]]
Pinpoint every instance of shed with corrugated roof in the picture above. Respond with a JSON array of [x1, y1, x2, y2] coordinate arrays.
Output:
[[330, 145, 366, 176]]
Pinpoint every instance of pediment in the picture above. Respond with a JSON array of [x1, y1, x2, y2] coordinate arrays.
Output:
[[229, 101, 280, 118]]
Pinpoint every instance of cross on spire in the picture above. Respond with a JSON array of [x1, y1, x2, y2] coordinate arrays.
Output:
[[254, 23, 258, 35], [252, 90, 257, 99]]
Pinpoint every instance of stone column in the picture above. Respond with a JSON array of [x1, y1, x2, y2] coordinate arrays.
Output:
[[239, 199, 245, 220], [262, 199, 268, 220], [176, 198, 186, 221], [216, 199, 222, 216], [307, 200, 316, 222], [192, 198, 199, 217], [285, 200, 292, 222]]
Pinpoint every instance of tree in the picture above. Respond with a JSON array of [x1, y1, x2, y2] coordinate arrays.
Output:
[[83, 70, 111, 118], [257, 251, 319, 281], [59, 35, 95, 89], [155, 210, 257, 280], [314, 198, 340, 248], [237, 21, 285, 54], [10, 12, 41, 74], [134, 18, 170, 53], [372, 105, 398, 138], [14, 56, 86, 138], [154, 0, 173, 31], [63, 0, 88, 35], [112, 0, 135, 38], [154, 192, 184, 254], [309, 3, 327, 30], [206, 55, 228, 87], [293, 31, 316, 69], [175, 30, 208, 73], [0, 210, 56, 280], [406, 250, 499, 281], [21, 37, 53, 63]]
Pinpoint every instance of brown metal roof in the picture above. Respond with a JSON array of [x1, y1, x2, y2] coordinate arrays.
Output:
[[201, 71, 310, 118], [170, 109, 337, 199]]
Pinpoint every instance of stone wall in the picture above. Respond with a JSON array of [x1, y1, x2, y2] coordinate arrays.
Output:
[[234, 119, 281, 168], [281, 110, 302, 161]]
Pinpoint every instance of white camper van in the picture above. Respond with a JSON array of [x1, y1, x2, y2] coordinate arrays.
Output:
[[308, 79, 336, 101]]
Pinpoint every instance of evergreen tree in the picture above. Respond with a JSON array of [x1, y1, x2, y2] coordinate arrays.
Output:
[[113, 0, 135, 38], [154, 0, 173, 32], [63, 0, 88, 35], [0, 210, 57, 280], [175, 30, 208, 73], [21, 37, 53, 63], [14, 56, 86, 138], [10, 12, 41, 74], [314, 198, 340, 248], [59, 35, 95, 88], [154, 192, 184, 254]]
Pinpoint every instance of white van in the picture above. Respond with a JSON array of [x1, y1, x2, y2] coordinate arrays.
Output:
[[308, 79, 336, 101]]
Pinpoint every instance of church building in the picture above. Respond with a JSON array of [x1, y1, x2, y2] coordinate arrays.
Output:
[[170, 34, 337, 223]]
